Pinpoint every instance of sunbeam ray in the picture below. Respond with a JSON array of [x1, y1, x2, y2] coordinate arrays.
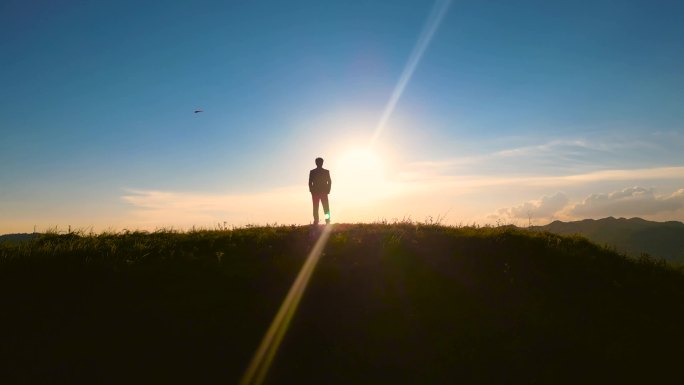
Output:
[[369, 0, 452, 147], [239, 224, 334, 385]]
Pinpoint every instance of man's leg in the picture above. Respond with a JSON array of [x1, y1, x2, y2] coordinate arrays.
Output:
[[321, 194, 330, 224], [312, 194, 320, 225]]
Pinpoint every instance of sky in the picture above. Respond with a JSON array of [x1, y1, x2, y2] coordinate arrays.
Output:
[[1, 0, 684, 233]]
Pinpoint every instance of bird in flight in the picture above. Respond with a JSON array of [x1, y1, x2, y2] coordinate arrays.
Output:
[[194, 108, 204, 113]]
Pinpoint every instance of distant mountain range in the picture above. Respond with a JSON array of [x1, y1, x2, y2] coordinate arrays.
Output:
[[0, 233, 40, 243], [532, 217, 684, 263]]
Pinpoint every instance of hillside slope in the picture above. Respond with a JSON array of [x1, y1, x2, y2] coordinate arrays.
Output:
[[1, 224, 683, 385], [534, 217, 684, 263]]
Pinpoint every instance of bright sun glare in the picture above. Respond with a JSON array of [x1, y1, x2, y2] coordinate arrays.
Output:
[[338, 148, 383, 177], [335, 148, 389, 205]]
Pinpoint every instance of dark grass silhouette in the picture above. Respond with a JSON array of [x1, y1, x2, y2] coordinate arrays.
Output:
[[1, 224, 683, 384]]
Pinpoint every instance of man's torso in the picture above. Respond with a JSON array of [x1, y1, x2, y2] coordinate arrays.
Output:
[[309, 168, 330, 194]]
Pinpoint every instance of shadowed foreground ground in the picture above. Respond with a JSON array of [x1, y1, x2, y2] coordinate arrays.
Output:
[[1, 224, 683, 384]]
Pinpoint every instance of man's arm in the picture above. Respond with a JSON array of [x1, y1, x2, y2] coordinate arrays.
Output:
[[308, 170, 314, 192], [325, 170, 331, 194]]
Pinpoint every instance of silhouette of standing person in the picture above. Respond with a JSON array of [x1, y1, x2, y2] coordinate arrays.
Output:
[[309, 157, 331, 225]]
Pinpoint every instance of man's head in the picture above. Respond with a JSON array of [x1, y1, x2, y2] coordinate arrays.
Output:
[[315, 157, 324, 167]]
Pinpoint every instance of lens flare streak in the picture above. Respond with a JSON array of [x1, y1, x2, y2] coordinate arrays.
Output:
[[239, 225, 334, 385], [369, 0, 452, 147]]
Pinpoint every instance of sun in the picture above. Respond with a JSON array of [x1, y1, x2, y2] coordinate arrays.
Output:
[[333, 148, 389, 205], [337, 148, 383, 177]]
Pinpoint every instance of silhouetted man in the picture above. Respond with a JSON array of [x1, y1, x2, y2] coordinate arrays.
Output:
[[309, 157, 331, 225]]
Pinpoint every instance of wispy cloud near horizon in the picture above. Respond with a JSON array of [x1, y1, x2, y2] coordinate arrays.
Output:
[[121, 164, 684, 229], [494, 187, 684, 224], [121, 187, 307, 228], [570, 187, 684, 218], [403, 132, 684, 177]]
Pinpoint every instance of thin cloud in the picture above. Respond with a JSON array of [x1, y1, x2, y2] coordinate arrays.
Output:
[[122, 165, 684, 228], [405, 133, 684, 176], [397, 166, 684, 190], [494, 187, 684, 224], [121, 187, 306, 228], [569, 187, 684, 218], [403, 139, 610, 175], [496, 192, 569, 220]]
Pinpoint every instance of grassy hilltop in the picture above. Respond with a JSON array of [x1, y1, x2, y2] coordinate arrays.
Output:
[[1, 224, 683, 385]]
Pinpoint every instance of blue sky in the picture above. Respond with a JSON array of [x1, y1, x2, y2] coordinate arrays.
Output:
[[2, 0, 684, 233]]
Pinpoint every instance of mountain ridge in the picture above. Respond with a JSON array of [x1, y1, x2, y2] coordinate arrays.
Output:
[[0, 233, 39, 243], [532, 217, 684, 263]]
